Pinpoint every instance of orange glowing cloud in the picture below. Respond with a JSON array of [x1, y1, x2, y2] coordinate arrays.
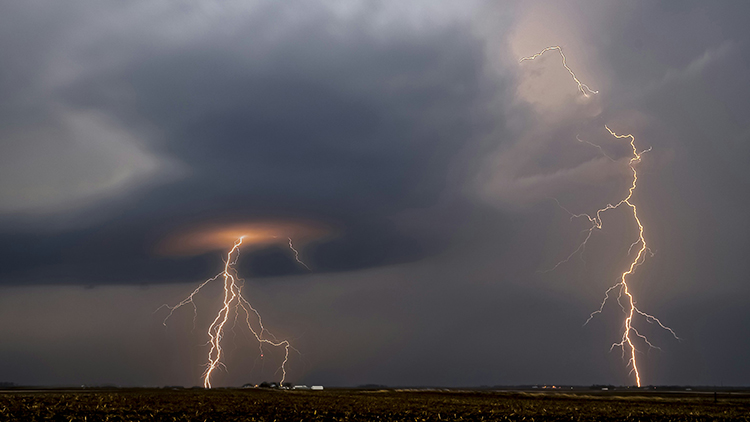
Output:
[[156, 219, 332, 256]]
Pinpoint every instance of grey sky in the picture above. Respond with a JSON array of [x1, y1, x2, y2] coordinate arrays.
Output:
[[0, 0, 748, 387]]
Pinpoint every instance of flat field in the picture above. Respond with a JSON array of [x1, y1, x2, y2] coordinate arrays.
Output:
[[1, 388, 748, 421]]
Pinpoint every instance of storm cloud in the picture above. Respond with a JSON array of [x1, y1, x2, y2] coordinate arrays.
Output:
[[0, 0, 502, 283], [1, 0, 749, 387]]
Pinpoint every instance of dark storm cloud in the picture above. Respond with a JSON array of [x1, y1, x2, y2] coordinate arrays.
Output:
[[2, 0, 750, 389], [0, 1, 505, 284]]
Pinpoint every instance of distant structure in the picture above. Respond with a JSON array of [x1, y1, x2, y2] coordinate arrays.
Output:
[[245, 382, 323, 390]]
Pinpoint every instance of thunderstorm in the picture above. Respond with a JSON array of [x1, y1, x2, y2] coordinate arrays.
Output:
[[520, 45, 679, 386], [160, 236, 307, 388]]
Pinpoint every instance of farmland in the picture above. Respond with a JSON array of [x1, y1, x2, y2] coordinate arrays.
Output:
[[1, 388, 748, 421]]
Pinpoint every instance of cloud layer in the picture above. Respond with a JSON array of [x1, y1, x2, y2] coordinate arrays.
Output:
[[1, 0, 749, 387]]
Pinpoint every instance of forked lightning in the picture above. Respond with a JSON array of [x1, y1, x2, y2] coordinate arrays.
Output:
[[519, 45, 599, 97], [520, 46, 678, 386], [160, 236, 308, 388]]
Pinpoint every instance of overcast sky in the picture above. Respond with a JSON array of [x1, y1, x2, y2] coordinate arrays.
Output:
[[1, 0, 749, 388]]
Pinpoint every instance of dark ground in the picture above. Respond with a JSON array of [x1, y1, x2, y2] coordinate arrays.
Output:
[[1, 388, 749, 421]]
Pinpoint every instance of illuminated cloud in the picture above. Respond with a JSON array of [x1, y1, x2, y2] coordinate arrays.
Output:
[[156, 220, 332, 257], [471, 1, 622, 212]]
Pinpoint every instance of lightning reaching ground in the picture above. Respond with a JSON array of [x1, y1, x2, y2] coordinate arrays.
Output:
[[159, 235, 310, 388], [520, 46, 678, 386]]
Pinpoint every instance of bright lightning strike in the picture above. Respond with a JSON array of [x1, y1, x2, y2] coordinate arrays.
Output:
[[521, 46, 678, 387], [160, 236, 309, 388], [519, 45, 599, 97]]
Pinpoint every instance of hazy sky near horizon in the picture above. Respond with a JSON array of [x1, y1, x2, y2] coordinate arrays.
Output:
[[1, 0, 749, 387]]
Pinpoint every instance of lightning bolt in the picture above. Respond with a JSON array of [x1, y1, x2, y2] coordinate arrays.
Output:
[[519, 45, 599, 97], [288, 237, 311, 271], [577, 135, 615, 162], [521, 46, 678, 386], [160, 236, 309, 388]]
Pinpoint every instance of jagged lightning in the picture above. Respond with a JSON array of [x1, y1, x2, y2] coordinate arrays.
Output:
[[160, 236, 309, 388], [288, 237, 311, 271], [519, 45, 599, 97], [520, 46, 678, 386]]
